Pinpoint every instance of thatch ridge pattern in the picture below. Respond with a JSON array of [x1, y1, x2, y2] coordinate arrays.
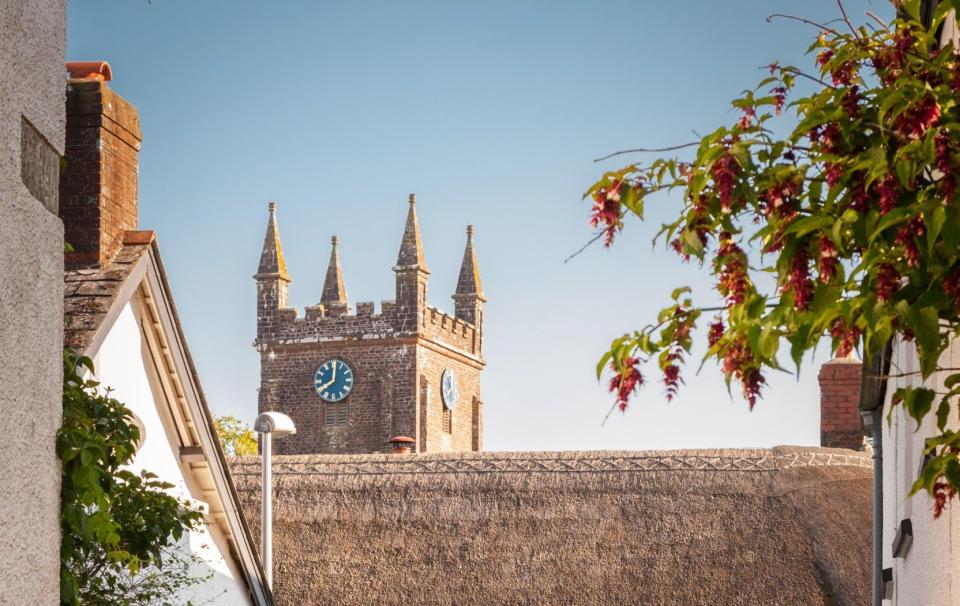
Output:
[[229, 447, 870, 478]]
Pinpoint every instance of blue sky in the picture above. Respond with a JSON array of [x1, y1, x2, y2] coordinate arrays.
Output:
[[67, 1, 893, 451]]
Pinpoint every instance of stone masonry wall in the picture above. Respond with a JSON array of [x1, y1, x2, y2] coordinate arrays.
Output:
[[257, 298, 483, 454], [418, 342, 482, 452], [260, 336, 418, 455]]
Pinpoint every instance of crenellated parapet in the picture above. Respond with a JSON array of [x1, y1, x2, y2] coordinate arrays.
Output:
[[422, 306, 481, 359], [256, 300, 482, 361], [256, 300, 401, 349], [255, 198, 484, 360]]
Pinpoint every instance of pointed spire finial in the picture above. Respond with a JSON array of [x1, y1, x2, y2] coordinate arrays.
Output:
[[395, 193, 428, 270], [255, 201, 290, 282], [409, 193, 416, 206], [455, 224, 483, 298], [321, 233, 348, 305]]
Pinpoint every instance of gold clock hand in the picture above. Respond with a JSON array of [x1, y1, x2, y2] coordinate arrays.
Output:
[[317, 364, 336, 392]]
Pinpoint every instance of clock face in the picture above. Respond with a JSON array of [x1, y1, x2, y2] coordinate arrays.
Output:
[[441, 368, 459, 410], [313, 359, 354, 402]]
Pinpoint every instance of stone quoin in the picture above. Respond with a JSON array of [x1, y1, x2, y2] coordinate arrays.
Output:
[[254, 194, 485, 454]]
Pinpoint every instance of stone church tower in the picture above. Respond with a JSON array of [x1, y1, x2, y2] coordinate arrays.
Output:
[[254, 195, 485, 454]]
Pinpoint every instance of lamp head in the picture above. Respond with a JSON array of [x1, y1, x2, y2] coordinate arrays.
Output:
[[254, 411, 297, 438]]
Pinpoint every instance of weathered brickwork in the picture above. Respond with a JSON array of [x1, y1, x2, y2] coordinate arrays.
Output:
[[59, 79, 141, 269], [819, 357, 864, 450], [255, 197, 485, 454]]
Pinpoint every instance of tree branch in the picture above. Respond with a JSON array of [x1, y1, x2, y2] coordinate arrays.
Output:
[[594, 142, 700, 163], [836, 0, 860, 38], [865, 11, 890, 31], [564, 231, 605, 263], [766, 13, 842, 36], [777, 65, 837, 89]]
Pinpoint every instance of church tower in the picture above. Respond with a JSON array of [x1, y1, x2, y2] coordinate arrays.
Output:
[[254, 196, 485, 454]]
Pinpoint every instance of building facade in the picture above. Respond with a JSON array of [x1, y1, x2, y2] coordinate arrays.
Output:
[[876, 6, 960, 606], [60, 65, 272, 604], [255, 198, 485, 455], [0, 1, 66, 603]]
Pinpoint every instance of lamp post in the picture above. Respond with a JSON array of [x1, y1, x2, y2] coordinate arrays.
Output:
[[254, 411, 296, 589]]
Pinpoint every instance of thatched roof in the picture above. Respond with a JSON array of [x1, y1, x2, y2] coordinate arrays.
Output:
[[229, 447, 871, 606]]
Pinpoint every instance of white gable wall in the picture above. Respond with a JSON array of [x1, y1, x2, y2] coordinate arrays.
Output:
[[94, 301, 251, 604], [883, 338, 960, 605]]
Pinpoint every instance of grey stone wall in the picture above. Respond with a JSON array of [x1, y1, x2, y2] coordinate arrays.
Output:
[[0, 1, 66, 604]]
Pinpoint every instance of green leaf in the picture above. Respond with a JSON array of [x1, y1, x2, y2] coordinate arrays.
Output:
[[894, 387, 937, 429], [869, 207, 913, 243], [785, 215, 831, 238], [681, 228, 704, 257], [927, 206, 946, 255], [937, 396, 951, 431], [902, 0, 922, 21], [910, 307, 940, 378]]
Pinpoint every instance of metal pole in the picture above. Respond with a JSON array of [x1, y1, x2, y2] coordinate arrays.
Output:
[[261, 431, 273, 589], [862, 408, 883, 606]]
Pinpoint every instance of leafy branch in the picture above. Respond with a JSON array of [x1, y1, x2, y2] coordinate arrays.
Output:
[[59, 350, 204, 605], [584, 0, 960, 515]]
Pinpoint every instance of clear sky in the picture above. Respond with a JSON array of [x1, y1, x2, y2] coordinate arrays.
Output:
[[67, 1, 893, 452]]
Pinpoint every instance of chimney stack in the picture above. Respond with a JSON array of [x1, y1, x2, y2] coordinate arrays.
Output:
[[60, 61, 142, 268], [818, 357, 864, 449]]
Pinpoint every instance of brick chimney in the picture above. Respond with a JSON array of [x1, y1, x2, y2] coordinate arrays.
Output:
[[59, 61, 142, 268], [819, 356, 864, 449]]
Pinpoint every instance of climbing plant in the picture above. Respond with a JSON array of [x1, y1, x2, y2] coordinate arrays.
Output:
[[59, 349, 204, 605], [587, 0, 960, 514]]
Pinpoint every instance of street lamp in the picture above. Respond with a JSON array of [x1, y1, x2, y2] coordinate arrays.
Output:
[[254, 411, 296, 589]]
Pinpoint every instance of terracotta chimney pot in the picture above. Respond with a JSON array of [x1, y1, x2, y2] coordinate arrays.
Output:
[[387, 435, 415, 454], [65, 61, 112, 81]]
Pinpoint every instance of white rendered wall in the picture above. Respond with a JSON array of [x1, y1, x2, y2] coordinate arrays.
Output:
[[883, 338, 960, 605], [95, 302, 251, 604], [0, 1, 66, 604]]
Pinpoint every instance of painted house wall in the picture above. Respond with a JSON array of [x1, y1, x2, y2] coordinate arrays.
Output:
[[879, 12, 960, 605], [883, 338, 960, 605], [94, 301, 251, 604], [0, 1, 66, 603]]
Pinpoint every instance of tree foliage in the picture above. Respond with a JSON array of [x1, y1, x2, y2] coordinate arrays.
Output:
[[59, 350, 204, 605], [587, 0, 960, 514], [213, 415, 257, 457]]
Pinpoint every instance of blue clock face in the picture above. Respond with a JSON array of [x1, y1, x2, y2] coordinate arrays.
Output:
[[313, 359, 354, 402], [441, 368, 458, 410]]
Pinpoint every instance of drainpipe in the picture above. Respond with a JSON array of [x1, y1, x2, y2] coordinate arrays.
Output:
[[859, 342, 892, 606], [861, 407, 883, 606]]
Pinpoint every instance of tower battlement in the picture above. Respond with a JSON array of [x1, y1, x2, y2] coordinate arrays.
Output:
[[254, 196, 485, 455], [257, 296, 481, 359]]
